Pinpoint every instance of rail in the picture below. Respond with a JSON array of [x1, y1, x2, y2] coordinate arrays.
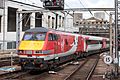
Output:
[[86, 56, 99, 80], [0, 70, 30, 79], [64, 59, 88, 80], [64, 55, 99, 80]]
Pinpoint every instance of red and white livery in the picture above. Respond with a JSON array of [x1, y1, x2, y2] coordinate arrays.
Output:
[[18, 27, 109, 70]]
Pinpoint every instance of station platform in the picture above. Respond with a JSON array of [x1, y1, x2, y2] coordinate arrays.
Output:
[[0, 51, 20, 75], [92, 53, 120, 80], [0, 65, 21, 75], [0, 52, 18, 59]]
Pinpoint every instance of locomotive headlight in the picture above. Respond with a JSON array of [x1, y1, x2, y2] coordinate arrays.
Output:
[[18, 50, 24, 54], [42, 50, 51, 54]]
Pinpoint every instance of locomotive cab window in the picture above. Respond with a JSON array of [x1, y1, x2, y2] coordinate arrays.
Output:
[[23, 32, 46, 41]]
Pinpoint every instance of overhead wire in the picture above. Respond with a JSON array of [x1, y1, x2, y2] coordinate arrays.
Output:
[[64, 3, 74, 11], [77, 0, 113, 33], [78, 0, 93, 16], [63, 2, 75, 17], [24, 13, 32, 27], [104, 11, 114, 20]]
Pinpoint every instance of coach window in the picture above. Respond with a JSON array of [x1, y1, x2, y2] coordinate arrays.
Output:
[[91, 40, 99, 44], [86, 40, 100, 45], [86, 40, 90, 45], [100, 41, 103, 44], [106, 41, 110, 44]]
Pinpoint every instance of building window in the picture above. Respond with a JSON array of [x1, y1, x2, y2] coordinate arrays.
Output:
[[0, 16, 1, 32], [8, 7, 17, 32], [35, 12, 42, 27], [7, 41, 16, 49], [22, 11, 30, 31], [48, 16, 50, 28], [52, 17, 54, 28], [0, 43, 1, 49], [0, 0, 4, 8], [55, 14, 58, 29], [59, 16, 61, 27], [62, 17, 64, 27]]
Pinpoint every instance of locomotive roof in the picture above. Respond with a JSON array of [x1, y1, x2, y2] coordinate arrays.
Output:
[[25, 27, 49, 32], [25, 27, 109, 40]]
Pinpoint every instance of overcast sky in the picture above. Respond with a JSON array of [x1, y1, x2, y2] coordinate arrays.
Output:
[[15, 0, 114, 8], [15, 0, 115, 19], [66, 0, 114, 8]]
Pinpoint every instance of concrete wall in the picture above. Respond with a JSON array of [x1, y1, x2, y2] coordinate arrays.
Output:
[[0, 0, 4, 8]]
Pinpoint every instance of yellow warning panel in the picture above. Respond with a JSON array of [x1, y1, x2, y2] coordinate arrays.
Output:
[[19, 41, 44, 50]]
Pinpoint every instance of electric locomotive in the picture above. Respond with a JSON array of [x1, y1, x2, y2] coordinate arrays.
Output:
[[18, 27, 109, 70]]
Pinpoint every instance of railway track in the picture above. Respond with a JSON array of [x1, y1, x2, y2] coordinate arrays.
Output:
[[0, 57, 19, 67], [31, 55, 100, 80], [0, 55, 100, 80], [0, 69, 50, 80], [0, 70, 30, 80], [64, 55, 99, 80]]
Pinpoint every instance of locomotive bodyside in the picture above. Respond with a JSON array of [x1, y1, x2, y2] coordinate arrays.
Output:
[[18, 27, 82, 70], [18, 27, 109, 70]]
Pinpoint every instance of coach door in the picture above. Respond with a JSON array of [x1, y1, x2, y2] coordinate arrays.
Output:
[[102, 39, 106, 48]]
